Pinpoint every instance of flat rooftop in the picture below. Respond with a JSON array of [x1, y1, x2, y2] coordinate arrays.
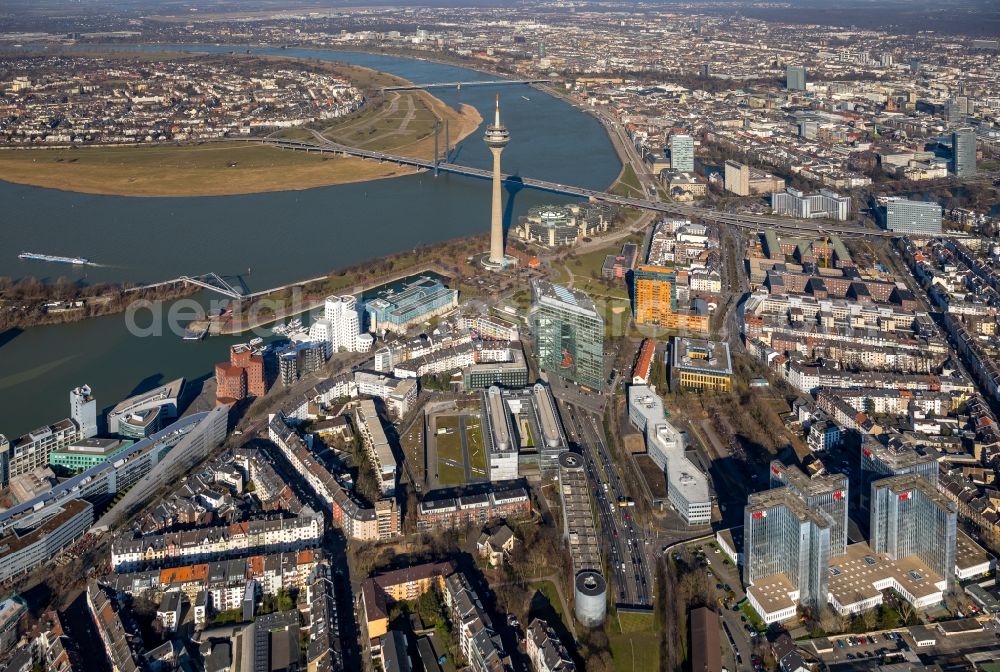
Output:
[[956, 529, 993, 574], [829, 542, 943, 611], [110, 377, 184, 415], [747, 486, 831, 529], [59, 438, 130, 455], [672, 337, 732, 375], [747, 572, 796, 618], [873, 473, 953, 511], [356, 399, 395, 472], [864, 440, 937, 471], [771, 461, 847, 499], [532, 279, 600, 317], [558, 453, 602, 573], [630, 386, 711, 505]]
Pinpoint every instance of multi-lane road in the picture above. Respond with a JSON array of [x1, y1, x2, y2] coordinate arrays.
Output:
[[261, 132, 921, 239], [558, 399, 653, 608]]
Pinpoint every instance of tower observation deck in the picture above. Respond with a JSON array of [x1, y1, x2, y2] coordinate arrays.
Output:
[[483, 95, 516, 270]]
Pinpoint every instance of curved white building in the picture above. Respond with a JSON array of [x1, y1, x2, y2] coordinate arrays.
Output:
[[308, 295, 373, 355]]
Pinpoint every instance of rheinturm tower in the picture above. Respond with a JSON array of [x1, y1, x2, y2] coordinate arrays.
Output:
[[483, 95, 515, 270]]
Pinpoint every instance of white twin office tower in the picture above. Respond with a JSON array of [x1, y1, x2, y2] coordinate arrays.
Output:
[[308, 295, 374, 356]]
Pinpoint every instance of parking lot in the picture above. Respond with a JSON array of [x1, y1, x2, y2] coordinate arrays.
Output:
[[824, 631, 911, 663]]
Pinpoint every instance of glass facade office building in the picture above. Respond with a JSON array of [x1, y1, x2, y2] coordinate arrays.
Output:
[[364, 277, 459, 331], [952, 127, 977, 178], [770, 461, 848, 557], [743, 491, 833, 609], [860, 440, 937, 513], [871, 475, 957, 581], [531, 280, 605, 390]]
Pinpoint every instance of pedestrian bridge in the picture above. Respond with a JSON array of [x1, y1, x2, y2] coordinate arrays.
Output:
[[178, 273, 245, 299]]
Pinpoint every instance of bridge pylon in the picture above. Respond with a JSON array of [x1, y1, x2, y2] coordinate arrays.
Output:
[[433, 120, 440, 177]]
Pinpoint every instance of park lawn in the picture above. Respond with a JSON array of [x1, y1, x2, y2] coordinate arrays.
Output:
[[575, 246, 617, 276], [571, 229, 647, 281], [438, 461, 466, 486], [608, 610, 660, 672], [322, 89, 481, 161], [618, 610, 655, 633], [549, 263, 572, 286], [274, 127, 314, 140], [529, 580, 564, 619], [517, 417, 536, 448], [611, 164, 644, 198], [311, 272, 364, 295], [466, 421, 488, 477], [574, 276, 630, 301], [435, 417, 464, 464]]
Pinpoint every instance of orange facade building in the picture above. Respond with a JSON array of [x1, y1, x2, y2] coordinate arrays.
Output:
[[633, 264, 710, 333]]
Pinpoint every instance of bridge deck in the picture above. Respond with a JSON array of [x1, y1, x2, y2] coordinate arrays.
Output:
[[382, 78, 550, 92], [263, 135, 910, 238]]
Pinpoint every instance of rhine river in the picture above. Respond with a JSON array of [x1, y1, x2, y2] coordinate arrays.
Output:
[[0, 46, 621, 437]]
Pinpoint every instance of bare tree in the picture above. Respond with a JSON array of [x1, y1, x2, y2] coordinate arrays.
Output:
[[861, 607, 879, 631], [819, 606, 843, 634], [897, 599, 915, 625]]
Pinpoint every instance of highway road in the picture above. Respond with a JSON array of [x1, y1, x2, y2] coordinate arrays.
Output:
[[381, 78, 550, 92], [261, 132, 927, 239], [558, 399, 653, 608]]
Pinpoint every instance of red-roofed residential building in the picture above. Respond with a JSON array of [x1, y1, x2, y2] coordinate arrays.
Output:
[[632, 339, 657, 385]]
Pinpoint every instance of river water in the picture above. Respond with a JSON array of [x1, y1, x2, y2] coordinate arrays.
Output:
[[0, 46, 620, 437]]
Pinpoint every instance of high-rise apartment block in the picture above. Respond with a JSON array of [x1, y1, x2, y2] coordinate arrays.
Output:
[[669, 134, 695, 173], [2, 384, 96, 484], [771, 187, 850, 221], [786, 65, 807, 91], [883, 198, 942, 235], [951, 127, 977, 178], [531, 280, 604, 390]]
